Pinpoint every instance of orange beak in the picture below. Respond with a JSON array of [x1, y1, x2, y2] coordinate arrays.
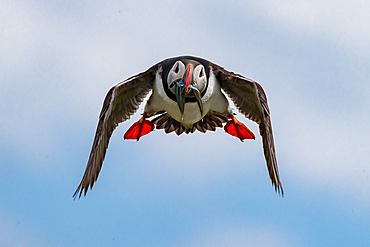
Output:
[[183, 65, 193, 94]]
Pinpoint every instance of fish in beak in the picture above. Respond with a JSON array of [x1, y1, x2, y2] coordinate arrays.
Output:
[[170, 65, 203, 118]]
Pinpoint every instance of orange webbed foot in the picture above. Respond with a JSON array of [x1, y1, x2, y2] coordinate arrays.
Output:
[[224, 114, 255, 141], [124, 113, 155, 141]]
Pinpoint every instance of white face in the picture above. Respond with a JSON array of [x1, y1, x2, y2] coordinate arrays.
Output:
[[192, 64, 207, 93], [167, 61, 185, 95], [167, 61, 207, 95]]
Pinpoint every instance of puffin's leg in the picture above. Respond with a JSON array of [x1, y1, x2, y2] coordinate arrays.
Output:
[[224, 114, 255, 141], [124, 113, 155, 141]]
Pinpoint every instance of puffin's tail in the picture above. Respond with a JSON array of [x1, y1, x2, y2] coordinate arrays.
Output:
[[151, 112, 228, 136]]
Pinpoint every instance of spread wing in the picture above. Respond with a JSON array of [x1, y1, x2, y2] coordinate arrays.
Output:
[[73, 66, 158, 198], [212, 64, 283, 195]]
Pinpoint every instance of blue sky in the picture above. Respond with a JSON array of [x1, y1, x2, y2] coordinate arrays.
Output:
[[1, 0, 369, 246]]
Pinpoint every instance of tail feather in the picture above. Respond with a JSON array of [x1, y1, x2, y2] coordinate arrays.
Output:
[[151, 112, 229, 136]]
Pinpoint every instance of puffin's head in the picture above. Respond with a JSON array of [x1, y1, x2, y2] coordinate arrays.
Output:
[[167, 60, 206, 116]]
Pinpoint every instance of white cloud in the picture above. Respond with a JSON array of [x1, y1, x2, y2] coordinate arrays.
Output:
[[0, 1, 132, 164], [0, 1, 37, 73], [268, 68, 370, 205], [250, 0, 370, 57]]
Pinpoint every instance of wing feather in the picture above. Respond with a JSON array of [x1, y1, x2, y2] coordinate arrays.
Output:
[[212, 64, 284, 195], [73, 66, 157, 198]]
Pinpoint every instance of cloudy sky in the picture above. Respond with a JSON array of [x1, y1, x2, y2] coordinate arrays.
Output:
[[1, 0, 369, 246]]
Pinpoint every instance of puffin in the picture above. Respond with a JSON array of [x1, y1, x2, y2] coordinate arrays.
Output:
[[73, 56, 283, 198]]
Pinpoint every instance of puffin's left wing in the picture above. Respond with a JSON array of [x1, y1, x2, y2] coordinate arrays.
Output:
[[73, 65, 158, 198], [212, 64, 284, 195]]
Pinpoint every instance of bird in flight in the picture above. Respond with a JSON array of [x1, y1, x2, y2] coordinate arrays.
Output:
[[73, 56, 283, 198]]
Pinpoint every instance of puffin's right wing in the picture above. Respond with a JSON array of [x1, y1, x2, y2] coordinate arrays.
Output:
[[73, 65, 159, 198], [212, 64, 284, 195]]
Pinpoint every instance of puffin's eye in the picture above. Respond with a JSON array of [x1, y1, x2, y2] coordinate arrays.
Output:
[[199, 68, 204, 77], [174, 63, 179, 73]]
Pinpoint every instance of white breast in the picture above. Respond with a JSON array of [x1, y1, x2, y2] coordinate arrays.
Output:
[[145, 67, 231, 128]]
